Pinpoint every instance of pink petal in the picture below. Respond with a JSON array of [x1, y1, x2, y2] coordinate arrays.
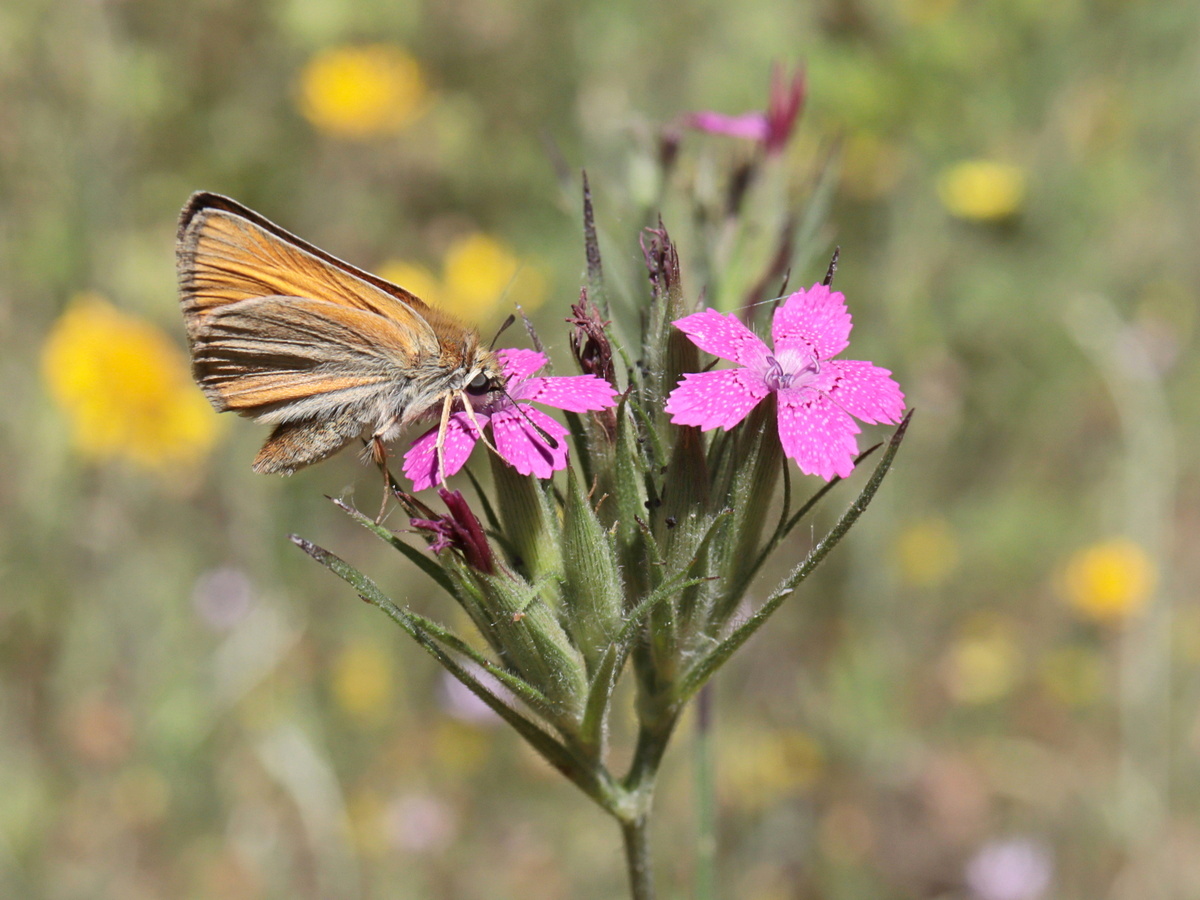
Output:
[[686, 111, 770, 142], [772, 283, 852, 362], [497, 348, 548, 382], [664, 368, 770, 431], [673, 309, 771, 368], [492, 406, 570, 479], [514, 373, 618, 412], [776, 388, 862, 481], [403, 412, 489, 490], [811, 359, 906, 425]]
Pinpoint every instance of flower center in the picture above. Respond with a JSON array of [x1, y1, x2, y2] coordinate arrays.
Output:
[[764, 354, 819, 391]]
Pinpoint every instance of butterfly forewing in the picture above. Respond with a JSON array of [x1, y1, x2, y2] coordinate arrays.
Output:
[[178, 194, 437, 331]]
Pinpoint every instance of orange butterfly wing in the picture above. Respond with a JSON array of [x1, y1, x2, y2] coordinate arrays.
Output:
[[176, 193, 469, 419]]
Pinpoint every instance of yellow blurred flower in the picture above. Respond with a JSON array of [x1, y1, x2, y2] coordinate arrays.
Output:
[[442, 232, 546, 319], [937, 160, 1026, 221], [942, 615, 1021, 704], [893, 517, 959, 588], [719, 728, 823, 811], [298, 44, 427, 138], [41, 294, 220, 472], [1060, 538, 1156, 623], [332, 641, 394, 725], [375, 260, 443, 307], [378, 234, 547, 324]]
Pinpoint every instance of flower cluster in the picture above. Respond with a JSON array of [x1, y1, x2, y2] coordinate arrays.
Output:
[[296, 69, 911, 900]]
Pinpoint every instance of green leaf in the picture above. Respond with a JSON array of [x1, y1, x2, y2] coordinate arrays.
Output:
[[677, 412, 912, 702], [289, 535, 606, 798], [579, 643, 621, 757]]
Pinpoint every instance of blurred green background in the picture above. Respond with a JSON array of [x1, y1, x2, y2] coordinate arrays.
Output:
[[3, 0, 1199, 897]]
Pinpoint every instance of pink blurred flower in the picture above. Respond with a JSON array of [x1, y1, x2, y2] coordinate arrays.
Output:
[[686, 64, 806, 155], [664, 284, 904, 481], [385, 792, 458, 854], [403, 348, 618, 490]]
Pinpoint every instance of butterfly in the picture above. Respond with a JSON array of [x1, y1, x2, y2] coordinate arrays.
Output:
[[176, 192, 505, 487]]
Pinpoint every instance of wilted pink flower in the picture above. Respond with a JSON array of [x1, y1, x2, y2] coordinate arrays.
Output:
[[664, 284, 904, 480], [686, 64, 806, 155], [404, 348, 618, 490], [410, 489, 495, 573]]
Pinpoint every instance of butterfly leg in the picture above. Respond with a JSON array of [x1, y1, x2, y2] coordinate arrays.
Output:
[[369, 417, 400, 524], [433, 393, 454, 489], [370, 437, 394, 524]]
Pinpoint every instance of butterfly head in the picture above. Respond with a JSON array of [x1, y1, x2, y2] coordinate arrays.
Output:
[[457, 344, 506, 402]]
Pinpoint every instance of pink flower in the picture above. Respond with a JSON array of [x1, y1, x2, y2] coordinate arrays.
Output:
[[664, 284, 905, 481], [686, 64, 806, 156], [404, 348, 618, 490]]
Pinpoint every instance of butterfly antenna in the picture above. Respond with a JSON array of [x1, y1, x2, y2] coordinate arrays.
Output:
[[489, 314, 516, 350], [497, 384, 559, 450]]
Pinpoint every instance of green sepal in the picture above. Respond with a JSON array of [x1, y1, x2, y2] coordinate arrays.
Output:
[[489, 454, 562, 586], [468, 568, 589, 732], [612, 395, 650, 595], [730, 441, 884, 604], [710, 397, 784, 627], [561, 466, 624, 670]]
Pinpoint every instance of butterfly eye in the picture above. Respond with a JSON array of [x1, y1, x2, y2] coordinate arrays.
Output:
[[465, 372, 492, 395]]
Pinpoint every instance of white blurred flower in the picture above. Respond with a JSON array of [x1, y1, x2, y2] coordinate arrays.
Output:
[[192, 566, 254, 630], [965, 838, 1053, 900]]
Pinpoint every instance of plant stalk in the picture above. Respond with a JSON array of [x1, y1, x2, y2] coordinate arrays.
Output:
[[621, 814, 655, 900], [694, 684, 716, 900]]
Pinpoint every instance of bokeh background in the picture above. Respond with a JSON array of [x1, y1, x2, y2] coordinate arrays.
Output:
[[3, 0, 1199, 897]]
